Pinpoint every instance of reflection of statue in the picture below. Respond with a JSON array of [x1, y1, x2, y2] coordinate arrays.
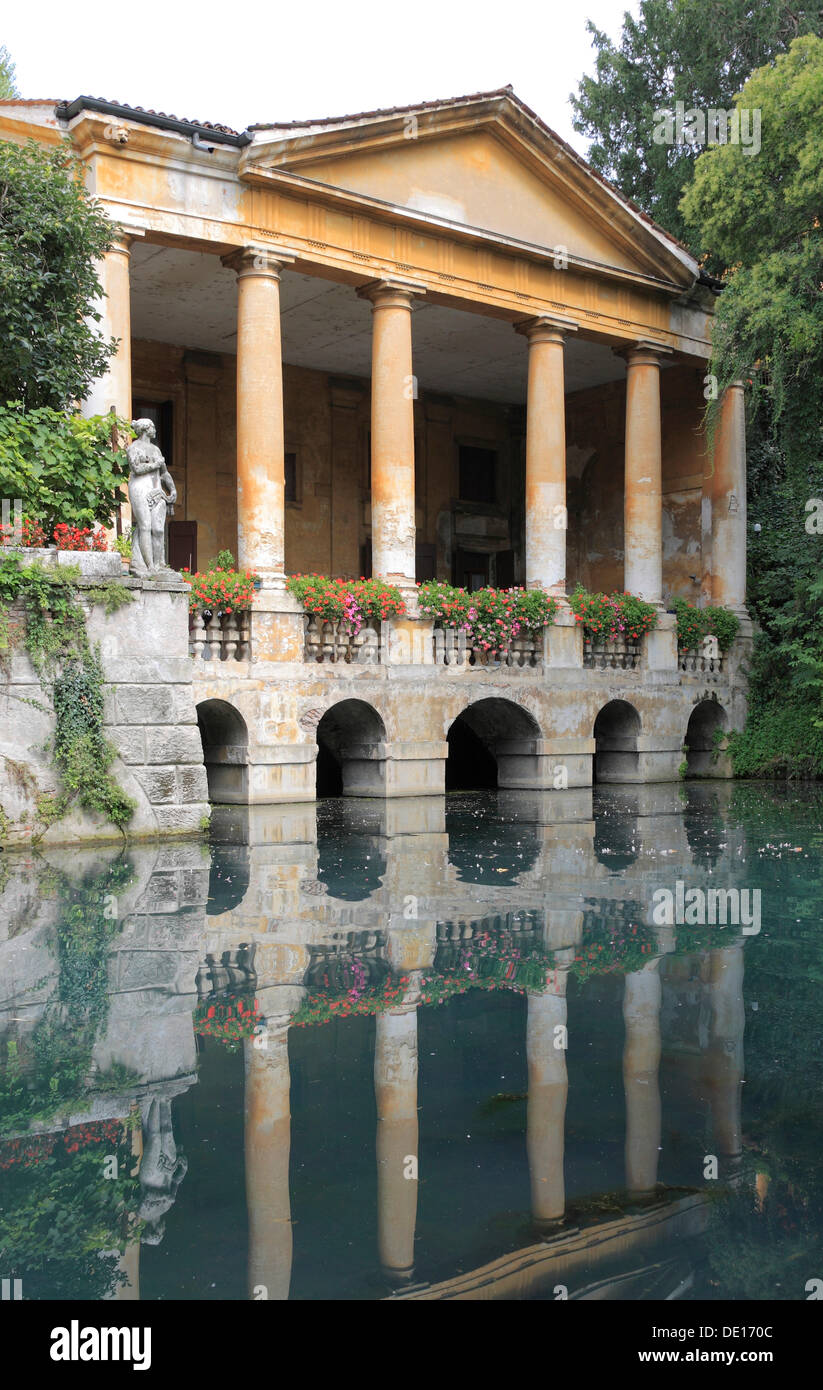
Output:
[[127, 419, 177, 578], [138, 1099, 188, 1245]]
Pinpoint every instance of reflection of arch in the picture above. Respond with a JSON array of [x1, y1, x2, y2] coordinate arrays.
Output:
[[593, 700, 641, 784], [316, 799, 387, 897], [446, 801, 540, 882], [682, 784, 726, 868], [197, 699, 248, 804], [316, 700, 386, 797], [206, 845, 250, 915], [592, 787, 640, 870], [684, 700, 727, 778], [446, 698, 542, 791]]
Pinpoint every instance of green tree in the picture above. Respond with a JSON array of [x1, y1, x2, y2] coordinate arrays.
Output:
[[682, 36, 823, 775], [0, 44, 17, 99], [0, 138, 118, 410], [570, 0, 821, 249]]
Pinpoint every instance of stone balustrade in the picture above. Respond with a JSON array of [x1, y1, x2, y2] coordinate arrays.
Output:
[[303, 615, 382, 663], [678, 648, 724, 678], [190, 610, 251, 661], [583, 634, 642, 670], [432, 626, 543, 669]]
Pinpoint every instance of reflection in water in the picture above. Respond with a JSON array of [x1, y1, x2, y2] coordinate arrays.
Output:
[[1, 783, 823, 1300]]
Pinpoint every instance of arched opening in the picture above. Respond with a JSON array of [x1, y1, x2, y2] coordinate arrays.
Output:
[[315, 699, 387, 798], [196, 699, 249, 804], [446, 698, 542, 791], [593, 700, 641, 784], [684, 700, 727, 778]]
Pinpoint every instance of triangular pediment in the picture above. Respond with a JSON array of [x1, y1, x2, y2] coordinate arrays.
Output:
[[244, 92, 696, 289]]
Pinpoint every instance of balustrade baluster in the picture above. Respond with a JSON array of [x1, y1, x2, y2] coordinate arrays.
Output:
[[320, 620, 335, 663], [205, 611, 222, 661], [304, 614, 321, 662], [222, 612, 239, 662], [191, 612, 208, 659]]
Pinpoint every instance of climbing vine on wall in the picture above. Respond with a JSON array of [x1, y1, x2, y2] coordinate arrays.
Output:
[[0, 856, 136, 1136], [0, 556, 135, 835]]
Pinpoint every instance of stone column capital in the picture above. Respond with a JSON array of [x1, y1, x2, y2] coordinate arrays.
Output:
[[515, 314, 578, 344], [108, 224, 146, 257], [357, 278, 427, 310], [222, 245, 298, 279], [619, 339, 673, 368]]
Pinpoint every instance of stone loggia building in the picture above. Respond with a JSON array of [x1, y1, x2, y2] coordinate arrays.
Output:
[[0, 89, 751, 826]]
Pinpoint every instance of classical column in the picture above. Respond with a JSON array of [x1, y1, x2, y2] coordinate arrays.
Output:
[[359, 280, 425, 591], [83, 230, 142, 535], [623, 342, 670, 604], [623, 961, 662, 1197], [83, 230, 140, 421], [526, 982, 569, 1228], [517, 317, 576, 597], [223, 248, 295, 586], [711, 383, 748, 616], [374, 1004, 419, 1285], [244, 1019, 292, 1301]]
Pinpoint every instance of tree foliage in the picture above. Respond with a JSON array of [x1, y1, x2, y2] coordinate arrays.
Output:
[[682, 37, 823, 775], [0, 402, 128, 531], [0, 138, 118, 409], [570, 0, 822, 250], [0, 44, 17, 99]]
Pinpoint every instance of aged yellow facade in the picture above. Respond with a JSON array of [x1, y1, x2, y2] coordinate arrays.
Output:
[[0, 88, 751, 808]]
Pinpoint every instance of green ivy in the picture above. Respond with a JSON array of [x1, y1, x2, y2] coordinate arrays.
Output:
[[0, 555, 135, 833], [0, 857, 135, 1136]]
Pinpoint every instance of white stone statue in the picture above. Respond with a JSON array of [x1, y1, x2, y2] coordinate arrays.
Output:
[[127, 418, 177, 578]]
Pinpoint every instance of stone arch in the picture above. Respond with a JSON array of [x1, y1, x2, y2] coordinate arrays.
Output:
[[316, 699, 387, 797], [196, 699, 248, 804], [684, 699, 728, 777], [593, 699, 641, 783], [446, 697, 542, 791]]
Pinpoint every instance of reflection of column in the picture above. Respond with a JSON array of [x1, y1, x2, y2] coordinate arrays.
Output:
[[623, 342, 669, 604], [223, 248, 294, 584], [711, 383, 748, 616], [526, 980, 568, 1228], [623, 962, 662, 1196], [359, 280, 424, 590], [244, 1020, 292, 1300], [517, 317, 576, 597], [375, 1005, 418, 1284], [703, 945, 744, 1169]]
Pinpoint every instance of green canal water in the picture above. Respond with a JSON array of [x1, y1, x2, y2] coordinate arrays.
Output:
[[1, 782, 822, 1301]]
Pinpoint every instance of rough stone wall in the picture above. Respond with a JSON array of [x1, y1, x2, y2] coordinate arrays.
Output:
[[0, 556, 208, 846]]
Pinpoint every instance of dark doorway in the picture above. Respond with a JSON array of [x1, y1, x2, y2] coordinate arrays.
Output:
[[454, 548, 490, 591], [446, 718, 497, 790]]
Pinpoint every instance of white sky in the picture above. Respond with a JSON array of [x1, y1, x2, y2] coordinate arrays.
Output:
[[2, 0, 637, 153]]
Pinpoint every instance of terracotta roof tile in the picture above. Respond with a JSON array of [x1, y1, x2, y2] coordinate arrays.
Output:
[[60, 96, 241, 136]]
